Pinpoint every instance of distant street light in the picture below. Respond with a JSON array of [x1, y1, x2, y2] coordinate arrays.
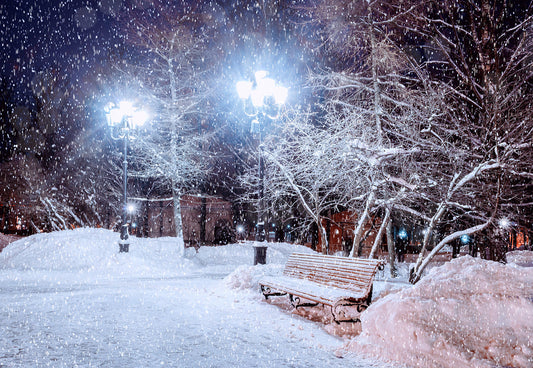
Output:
[[236, 71, 288, 243], [499, 218, 511, 229], [105, 101, 148, 253], [126, 203, 136, 214]]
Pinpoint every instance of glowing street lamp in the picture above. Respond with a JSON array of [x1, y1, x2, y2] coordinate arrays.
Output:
[[499, 218, 511, 229], [126, 203, 136, 214], [105, 100, 148, 253], [236, 71, 288, 243]]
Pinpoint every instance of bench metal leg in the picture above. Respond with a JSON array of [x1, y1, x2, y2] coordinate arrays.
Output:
[[331, 286, 373, 323], [260, 285, 287, 299], [331, 302, 368, 324], [289, 294, 319, 309]]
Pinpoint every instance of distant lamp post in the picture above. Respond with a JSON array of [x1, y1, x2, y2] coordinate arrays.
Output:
[[127, 203, 137, 236], [105, 101, 148, 253], [236, 224, 245, 242], [236, 71, 288, 243]]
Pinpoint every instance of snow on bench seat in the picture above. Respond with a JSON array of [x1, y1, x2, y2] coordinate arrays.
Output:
[[259, 252, 384, 323], [259, 275, 368, 306]]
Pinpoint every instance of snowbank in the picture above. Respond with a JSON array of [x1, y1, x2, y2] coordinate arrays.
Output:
[[223, 242, 317, 291], [0, 229, 312, 281], [507, 250, 533, 268], [347, 255, 533, 368], [0, 228, 194, 279]]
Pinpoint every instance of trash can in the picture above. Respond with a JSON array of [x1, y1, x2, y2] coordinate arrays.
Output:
[[254, 246, 267, 265]]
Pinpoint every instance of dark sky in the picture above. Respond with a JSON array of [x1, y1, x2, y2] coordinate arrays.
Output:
[[1, 0, 309, 103], [1, 0, 126, 102]]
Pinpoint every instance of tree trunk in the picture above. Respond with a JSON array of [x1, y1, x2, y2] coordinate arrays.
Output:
[[411, 174, 460, 276], [410, 165, 500, 283], [410, 222, 491, 283], [369, 207, 390, 259], [319, 220, 329, 254], [386, 217, 397, 277], [349, 190, 375, 257], [171, 184, 184, 257], [411, 200, 447, 277]]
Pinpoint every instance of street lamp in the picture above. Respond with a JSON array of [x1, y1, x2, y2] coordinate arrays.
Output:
[[236, 71, 288, 244], [105, 100, 148, 253]]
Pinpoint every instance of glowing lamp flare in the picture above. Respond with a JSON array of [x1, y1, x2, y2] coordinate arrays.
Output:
[[236, 70, 288, 106], [126, 203, 136, 214], [105, 100, 148, 128], [499, 218, 510, 228]]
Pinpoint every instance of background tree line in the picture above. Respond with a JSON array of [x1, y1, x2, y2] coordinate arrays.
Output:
[[1, 0, 531, 282]]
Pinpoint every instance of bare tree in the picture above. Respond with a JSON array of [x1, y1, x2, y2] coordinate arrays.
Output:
[[300, 0, 441, 259], [405, 0, 533, 282], [258, 110, 358, 252], [117, 3, 218, 247]]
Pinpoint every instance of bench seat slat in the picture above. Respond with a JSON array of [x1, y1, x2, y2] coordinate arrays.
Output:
[[285, 261, 377, 274], [283, 271, 371, 289], [284, 265, 376, 280]]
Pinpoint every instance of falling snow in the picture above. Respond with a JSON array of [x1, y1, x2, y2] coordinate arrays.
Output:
[[1, 2, 533, 367]]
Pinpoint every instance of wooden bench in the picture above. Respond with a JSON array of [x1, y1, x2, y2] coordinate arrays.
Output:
[[259, 252, 385, 323]]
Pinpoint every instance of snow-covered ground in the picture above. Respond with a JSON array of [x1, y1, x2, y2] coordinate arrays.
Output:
[[1, 228, 532, 368]]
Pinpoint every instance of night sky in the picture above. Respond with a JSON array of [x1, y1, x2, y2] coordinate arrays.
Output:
[[1, 0, 127, 103], [1, 0, 311, 106]]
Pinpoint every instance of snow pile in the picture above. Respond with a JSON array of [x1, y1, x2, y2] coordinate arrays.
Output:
[[507, 250, 533, 267], [0, 229, 312, 281], [0, 228, 193, 278], [223, 242, 317, 290], [225, 263, 284, 291], [347, 255, 533, 368]]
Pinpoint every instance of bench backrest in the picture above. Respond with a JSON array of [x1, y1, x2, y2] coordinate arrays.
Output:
[[283, 252, 384, 294]]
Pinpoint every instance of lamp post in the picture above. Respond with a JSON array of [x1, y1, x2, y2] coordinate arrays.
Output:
[[105, 101, 148, 253], [236, 71, 288, 244]]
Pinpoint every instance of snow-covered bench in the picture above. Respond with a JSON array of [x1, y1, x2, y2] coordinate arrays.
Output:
[[259, 252, 384, 323]]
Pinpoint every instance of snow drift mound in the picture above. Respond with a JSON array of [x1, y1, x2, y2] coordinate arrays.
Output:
[[347, 255, 533, 368], [0, 228, 191, 276], [507, 250, 533, 268]]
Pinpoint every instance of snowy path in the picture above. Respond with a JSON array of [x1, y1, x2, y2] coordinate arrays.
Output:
[[0, 273, 393, 368]]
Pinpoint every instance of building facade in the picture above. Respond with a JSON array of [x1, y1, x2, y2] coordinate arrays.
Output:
[[180, 194, 234, 247]]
